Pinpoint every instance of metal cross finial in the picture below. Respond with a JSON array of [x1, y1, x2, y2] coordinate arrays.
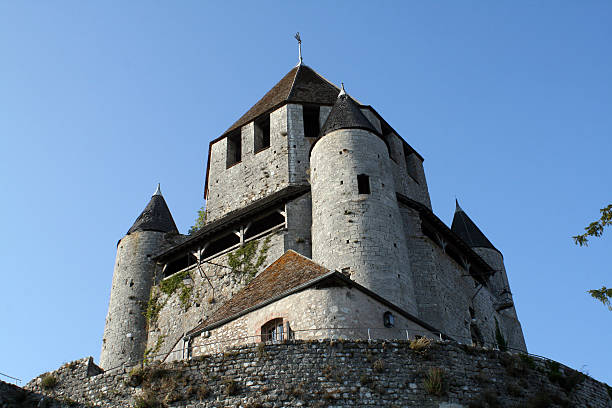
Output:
[[294, 32, 302, 64], [338, 82, 346, 96]]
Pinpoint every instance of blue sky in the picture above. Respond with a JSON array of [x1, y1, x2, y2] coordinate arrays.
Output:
[[0, 2, 610, 385]]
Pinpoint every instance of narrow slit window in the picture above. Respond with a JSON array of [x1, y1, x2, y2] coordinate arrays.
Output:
[[303, 105, 320, 138], [357, 174, 370, 194], [226, 129, 242, 168], [254, 115, 270, 153]]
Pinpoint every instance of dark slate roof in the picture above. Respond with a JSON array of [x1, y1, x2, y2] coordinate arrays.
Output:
[[223, 64, 340, 136], [451, 200, 498, 252], [127, 193, 178, 235], [320, 92, 379, 137], [153, 185, 310, 261], [186, 250, 330, 336]]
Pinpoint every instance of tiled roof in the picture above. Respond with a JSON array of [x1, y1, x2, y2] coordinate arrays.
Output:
[[127, 193, 178, 235], [223, 64, 340, 135], [451, 200, 498, 252], [187, 250, 330, 335]]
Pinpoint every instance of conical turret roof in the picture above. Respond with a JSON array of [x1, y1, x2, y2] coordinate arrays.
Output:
[[320, 86, 378, 136], [127, 184, 179, 235], [223, 64, 340, 136], [451, 200, 498, 252]]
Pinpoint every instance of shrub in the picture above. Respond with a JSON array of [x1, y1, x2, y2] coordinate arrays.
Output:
[[424, 367, 444, 396], [372, 359, 385, 373], [519, 353, 536, 369], [223, 378, 238, 396], [127, 367, 145, 387], [197, 384, 210, 399], [409, 337, 431, 352], [133, 391, 164, 408], [506, 382, 522, 397], [360, 374, 373, 386], [41, 375, 57, 390]]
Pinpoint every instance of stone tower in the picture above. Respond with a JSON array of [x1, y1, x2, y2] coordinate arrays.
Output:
[[100, 185, 178, 370], [451, 200, 526, 350], [310, 88, 418, 315]]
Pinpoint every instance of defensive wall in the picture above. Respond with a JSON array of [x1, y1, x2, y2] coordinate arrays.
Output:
[[13, 340, 612, 408]]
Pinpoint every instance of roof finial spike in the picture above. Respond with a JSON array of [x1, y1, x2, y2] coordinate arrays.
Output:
[[455, 197, 463, 213], [153, 183, 162, 196], [294, 32, 302, 65], [339, 82, 346, 96]]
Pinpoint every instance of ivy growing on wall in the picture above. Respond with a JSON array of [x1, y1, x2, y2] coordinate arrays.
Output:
[[228, 236, 271, 282], [143, 334, 166, 363], [494, 318, 508, 352], [145, 270, 195, 325]]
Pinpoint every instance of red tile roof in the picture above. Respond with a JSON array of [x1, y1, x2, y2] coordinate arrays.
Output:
[[187, 250, 330, 335]]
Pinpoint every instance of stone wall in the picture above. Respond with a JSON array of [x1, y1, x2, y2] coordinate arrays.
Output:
[[400, 205, 526, 352], [143, 230, 286, 368], [24, 341, 612, 408], [205, 106, 290, 222], [311, 128, 418, 316], [190, 286, 434, 356]]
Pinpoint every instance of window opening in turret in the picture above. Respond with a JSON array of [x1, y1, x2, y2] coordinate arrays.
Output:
[[403, 143, 420, 184], [303, 105, 320, 138], [226, 129, 242, 168], [357, 174, 370, 194], [261, 318, 284, 343], [254, 115, 271, 153]]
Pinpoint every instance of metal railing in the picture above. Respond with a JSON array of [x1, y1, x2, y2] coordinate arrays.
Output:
[[0, 371, 22, 385]]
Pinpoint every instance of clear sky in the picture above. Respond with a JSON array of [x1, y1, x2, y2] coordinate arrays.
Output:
[[0, 1, 610, 386]]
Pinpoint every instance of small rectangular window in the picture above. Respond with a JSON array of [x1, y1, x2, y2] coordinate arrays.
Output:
[[357, 174, 370, 194], [226, 129, 241, 168], [254, 115, 271, 153], [303, 105, 320, 138]]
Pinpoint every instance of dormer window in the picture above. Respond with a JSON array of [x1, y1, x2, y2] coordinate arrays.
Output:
[[303, 105, 320, 138], [254, 115, 271, 153], [226, 129, 242, 168]]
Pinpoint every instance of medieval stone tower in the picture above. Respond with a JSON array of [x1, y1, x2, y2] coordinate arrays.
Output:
[[311, 87, 417, 315], [100, 185, 178, 370], [100, 60, 526, 370]]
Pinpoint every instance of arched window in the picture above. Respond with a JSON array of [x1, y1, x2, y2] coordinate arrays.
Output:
[[383, 311, 395, 328], [261, 318, 284, 343]]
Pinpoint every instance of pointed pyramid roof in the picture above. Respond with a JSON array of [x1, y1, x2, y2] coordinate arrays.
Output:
[[451, 200, 498, 252], [223, 64, 340, 136], [320, 86, 379, 137], [127, 185, 179, 235]]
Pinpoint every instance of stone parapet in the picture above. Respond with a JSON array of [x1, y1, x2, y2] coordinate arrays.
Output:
[[22, 341, 611, 408]]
